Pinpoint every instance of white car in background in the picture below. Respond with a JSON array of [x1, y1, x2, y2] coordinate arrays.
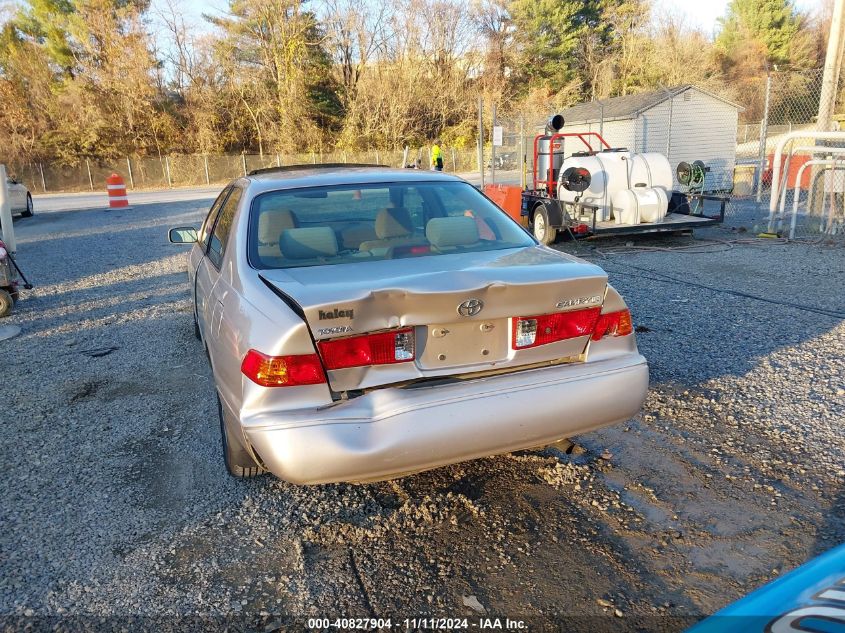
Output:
[[6, 176, 34, 218]]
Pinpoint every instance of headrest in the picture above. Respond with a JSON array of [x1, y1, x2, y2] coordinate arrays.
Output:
[[257, 209, 297, 244], [425, 217, 479, 248], [375, 207, 413, 239], [280, 227, 338, 259], [340, 223, 377, 249]]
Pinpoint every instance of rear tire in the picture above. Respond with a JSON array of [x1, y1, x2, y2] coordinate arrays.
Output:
[[193, 311, 201, 340], [217, 393, 263, 478], [532, 206, 557, 245], [22, 195, 33, 218], [0, 290, 12, 317]]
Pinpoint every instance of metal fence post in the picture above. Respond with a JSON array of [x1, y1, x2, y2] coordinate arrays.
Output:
[[756, 73, 772, 203], [85, 158, 94, 191], [204, 155, 210, 185], [477, 97, 485, 188], [599, 102, 605, 140], [491, 104, 497, 185], [666, 93, 673, 158], [520, 117, 526, 190], [165, 156, 173, 188], [39, 163, 46, 192], [126, 157, 135, 189]]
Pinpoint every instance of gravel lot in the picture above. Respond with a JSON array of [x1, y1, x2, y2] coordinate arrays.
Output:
[[0, 194, 843, 631]]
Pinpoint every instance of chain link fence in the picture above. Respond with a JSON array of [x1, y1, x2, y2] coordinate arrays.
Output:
[[740, 68, 845, 241], [5, 148, 481, 195], [481, 69, 844, 242], [6, 68, 844, 241]]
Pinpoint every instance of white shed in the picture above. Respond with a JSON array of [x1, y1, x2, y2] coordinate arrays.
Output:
[[556, 85, 742, 192]]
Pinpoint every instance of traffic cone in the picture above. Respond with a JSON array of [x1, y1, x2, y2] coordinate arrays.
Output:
[[106, 173, 130, 210]]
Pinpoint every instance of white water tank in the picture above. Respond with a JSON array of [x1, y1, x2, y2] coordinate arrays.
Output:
[[557, 150, 672, 222], [611, 187, 669, 225]]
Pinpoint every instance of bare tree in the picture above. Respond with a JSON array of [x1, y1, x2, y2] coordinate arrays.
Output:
[[320, 0, 390, 108]]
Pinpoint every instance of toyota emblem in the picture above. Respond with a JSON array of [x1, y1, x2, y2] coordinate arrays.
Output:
[[457, 299, 484, 317]]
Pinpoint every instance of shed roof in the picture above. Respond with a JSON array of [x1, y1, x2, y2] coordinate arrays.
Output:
[[559, 85, 743, 125]]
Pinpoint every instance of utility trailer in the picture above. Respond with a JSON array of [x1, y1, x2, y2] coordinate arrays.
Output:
[[514, 114, 728, 244]]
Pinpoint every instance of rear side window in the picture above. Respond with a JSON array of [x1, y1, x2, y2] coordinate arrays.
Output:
[[199, 186, 231, 251], [208, 187, 242, 268]]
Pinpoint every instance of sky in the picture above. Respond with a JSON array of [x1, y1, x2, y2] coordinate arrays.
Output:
[[653, 0, 823, 37], [173, 0, 826, 37], [0, 0, 826, 38]]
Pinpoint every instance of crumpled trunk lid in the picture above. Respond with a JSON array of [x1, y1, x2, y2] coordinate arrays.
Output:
[[259, 247, 608, 391]]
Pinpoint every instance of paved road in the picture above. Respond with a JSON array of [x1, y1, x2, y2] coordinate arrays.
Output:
[[31, 186, 223, 213], [1, 191, 843, 630], [29, 170, 523, 214]]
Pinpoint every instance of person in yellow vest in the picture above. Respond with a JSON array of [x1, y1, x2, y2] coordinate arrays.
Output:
[[431, 139, 444, 171]]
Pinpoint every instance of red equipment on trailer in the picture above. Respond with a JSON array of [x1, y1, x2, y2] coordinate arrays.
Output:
[[515, 114, 727, 244]]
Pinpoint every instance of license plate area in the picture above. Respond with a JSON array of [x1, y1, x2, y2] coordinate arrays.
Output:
[[417, 320, 509, 369]]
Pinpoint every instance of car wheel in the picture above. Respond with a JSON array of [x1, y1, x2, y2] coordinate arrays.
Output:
[[193, 311, 201, 341], [217, 393, 264, 478], [0, 289, 13, 317], [22, 194, 33, 218], [532, 206, 557, 245]]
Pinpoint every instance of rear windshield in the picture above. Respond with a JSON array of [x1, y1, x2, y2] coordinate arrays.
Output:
[[247, 181, 535, 269]]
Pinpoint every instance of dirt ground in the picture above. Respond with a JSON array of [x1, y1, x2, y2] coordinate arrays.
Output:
[[1, 196, 843, 632]]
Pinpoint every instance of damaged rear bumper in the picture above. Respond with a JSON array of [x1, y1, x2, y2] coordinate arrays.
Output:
[[242, 353, 649, 484]]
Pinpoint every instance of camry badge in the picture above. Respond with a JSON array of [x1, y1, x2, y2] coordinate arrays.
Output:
[[457, 299, 484, 317], [556, 295, 603, 309]]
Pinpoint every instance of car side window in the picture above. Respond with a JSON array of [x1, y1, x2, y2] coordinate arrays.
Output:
[[198, 187, 231, 251], [207, 187, 243, 269]]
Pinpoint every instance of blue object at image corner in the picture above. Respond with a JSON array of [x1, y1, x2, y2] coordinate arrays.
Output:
[[689, 543, 845, 632]]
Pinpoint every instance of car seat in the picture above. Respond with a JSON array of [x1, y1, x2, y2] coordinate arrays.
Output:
[[280, 227, 339, 260], [425, 216, 480, 251], [257, 208, 298, 260], [358, 208, 423, 255]]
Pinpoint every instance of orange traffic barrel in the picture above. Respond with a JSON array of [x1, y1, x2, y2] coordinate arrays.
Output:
[[106, 173, 130, 209]]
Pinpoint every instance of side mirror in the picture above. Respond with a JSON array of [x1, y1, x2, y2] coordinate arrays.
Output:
[[560, 167, 591, 193], [169, 227, 198, 244]]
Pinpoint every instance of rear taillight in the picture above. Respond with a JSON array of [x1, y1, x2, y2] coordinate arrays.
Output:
[[592, 309, 634, 341], [318, 328, 415, 370], [512, 307, 602, 349], [241, 350, 326, 387]]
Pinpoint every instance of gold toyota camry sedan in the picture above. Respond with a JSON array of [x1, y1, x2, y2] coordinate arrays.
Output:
[[169, 165, 648, 484]]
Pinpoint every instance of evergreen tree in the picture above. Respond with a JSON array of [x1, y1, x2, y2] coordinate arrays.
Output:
[[716, 0, 801, 67], [15, 0, 75, 75], [508, 0, 602, 94]]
